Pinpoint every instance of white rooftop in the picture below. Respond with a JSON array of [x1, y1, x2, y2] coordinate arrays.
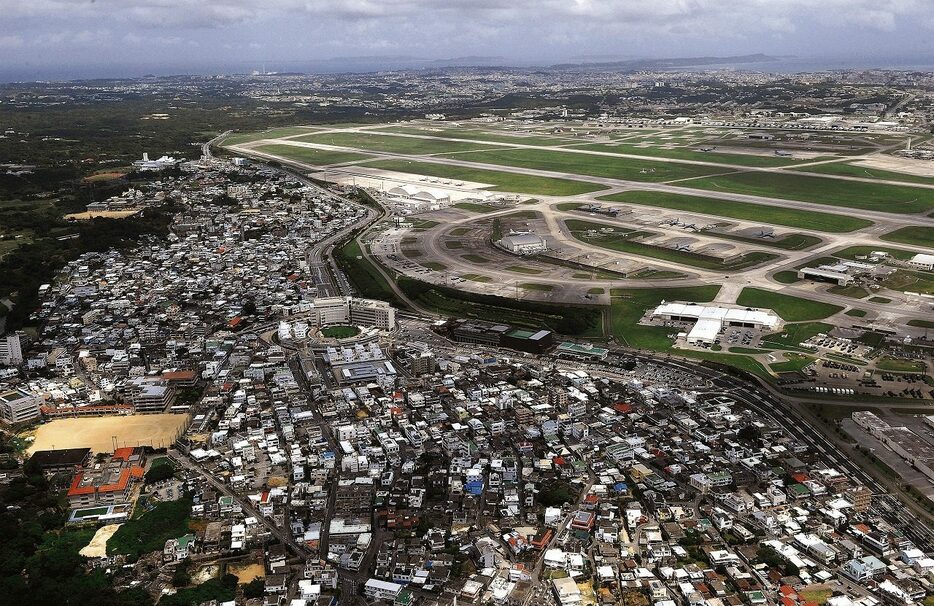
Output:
[[654, 302, 781, 328]]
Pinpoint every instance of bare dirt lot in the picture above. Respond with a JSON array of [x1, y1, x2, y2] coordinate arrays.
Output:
[[26, 414, 189, 454], [79, 524, 122, 558], [64, 210, 141, 220]]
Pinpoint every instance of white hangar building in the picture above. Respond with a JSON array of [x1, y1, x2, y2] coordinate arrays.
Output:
[[652, 302, 781, 345], [499, 232, 547, 255]]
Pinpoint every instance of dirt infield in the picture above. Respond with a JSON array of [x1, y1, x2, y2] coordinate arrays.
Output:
[[26, 414, 189, 454]]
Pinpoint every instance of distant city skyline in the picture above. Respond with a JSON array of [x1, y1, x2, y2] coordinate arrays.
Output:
[[2, 0, 934, 81]]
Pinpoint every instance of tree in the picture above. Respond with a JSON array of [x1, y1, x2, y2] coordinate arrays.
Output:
[[172, 563, 191, 587], [242, 578, 264, 599], [144, 459, 176, 484]]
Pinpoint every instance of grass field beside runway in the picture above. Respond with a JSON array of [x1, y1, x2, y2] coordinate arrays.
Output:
[[595, 191, 872, 233], [572, 142, 807, 167], [683, 170, 934, 214], [290, 131, 495, 155], [793, 160, 934, 186], [703, 231, 821, 251], [565, 219, 778, 270], [736, 287, 844, 321], [376, 125, 576, 146], [220, 126, 321, 146], [880, 226, 934, 248], [441, 147, 726, 182], [252, 144, 374, 166], [362, 159, 608, 196]]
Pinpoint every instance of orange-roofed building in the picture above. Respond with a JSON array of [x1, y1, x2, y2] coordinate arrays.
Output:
[[66, 449, 147, 508]]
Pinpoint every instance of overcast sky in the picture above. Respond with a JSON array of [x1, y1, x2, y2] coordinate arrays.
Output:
[[3, 0, 934, 79]]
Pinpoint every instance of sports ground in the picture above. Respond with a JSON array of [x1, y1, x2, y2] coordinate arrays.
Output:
[[26, 413, 189, 454]]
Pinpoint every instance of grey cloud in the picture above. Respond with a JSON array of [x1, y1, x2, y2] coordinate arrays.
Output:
[[1, 0, 933, 75]]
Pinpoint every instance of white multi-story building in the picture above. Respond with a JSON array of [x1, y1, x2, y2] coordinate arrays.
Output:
[[0, 389, 41, 424], [363, 578, 402, 601], [0, 333, 23, 366], [292, 297, 397, 331]]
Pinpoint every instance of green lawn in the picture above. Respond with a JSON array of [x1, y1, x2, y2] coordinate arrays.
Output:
[[677, 350, 770, 378], [407, 218, 439, 229], [252, 144, 373, 166], [290, 131, 494, 155], [876, 357, 927, 373], [607, 285, 721, 350], [770, 353, 816, 373], [846, 309, 868, 317], [107, 499, 192, 557], [908, 319, 934, 329], [566, 219, 777, 271], [419, 261, 447, 271], [628, 269, 687, 279], [461, 273, 492, 282], [596, 191, 871, 233], [730, 347, 775, 354], [519, 282, 554, 291], [880, 270, 934, 295], [736, 288, 843, 321], [462, 254, 491, 263], [704, 231, 822, 251], [504, 265, 543, 275], [321, 325, 361, 339], [793, 161, 934, 186], [880, 226, 934, 248], [363, 159, 608, 196], [445, 147, 725, 183], [574, 142, 805, 167], [773, 271, 801, 284], [683, 170, 934, 214]]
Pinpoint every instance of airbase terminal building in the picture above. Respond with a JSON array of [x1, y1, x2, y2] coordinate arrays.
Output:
[[651, 302, 782, 345]]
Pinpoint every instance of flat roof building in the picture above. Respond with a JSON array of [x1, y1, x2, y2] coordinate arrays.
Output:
[[29, 448, 92, 473], [501, 328, 554, 354], [0, 389, 41, 424], [652, 302, 781, 345]]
